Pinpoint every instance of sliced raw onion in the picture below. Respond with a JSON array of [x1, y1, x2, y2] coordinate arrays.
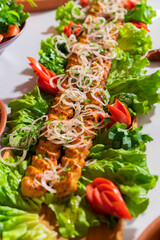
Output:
[[85, 159, 97, 166], [0, 147, 27, 166]]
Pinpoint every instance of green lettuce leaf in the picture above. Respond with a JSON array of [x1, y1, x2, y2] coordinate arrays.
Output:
[[2, 86, 52, 151], [49, 195, 117, 239], [49, 196, 90, 239], [94, 123, 153, 152], [107, 70, 160, 114], [118, 23, 152, 55], [38, 37, 67, 74], [8, 86, 51, 117], [108, 48, 150, 85], [0, 158, 43, 212], [107, 48, 152, 115], [125, 4, 156, 24], [0, 206, 56, 240], [56, 1, 84, 33]]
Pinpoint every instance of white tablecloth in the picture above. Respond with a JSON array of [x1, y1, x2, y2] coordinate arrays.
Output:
[[0, 0, 160, 239]]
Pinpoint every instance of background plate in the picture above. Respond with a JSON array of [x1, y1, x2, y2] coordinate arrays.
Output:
[[16, 0, 69, 12]]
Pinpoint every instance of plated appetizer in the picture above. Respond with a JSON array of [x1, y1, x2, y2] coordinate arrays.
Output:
[[0, 0, 29, 44], [0, 0, 160, 240]]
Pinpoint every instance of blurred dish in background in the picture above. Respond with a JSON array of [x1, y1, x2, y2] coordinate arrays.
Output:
[[138, 216, 160, 240], [0, 100, 7, 137], [0, 0, 29, 53], [16, 0, 69, 12], [146, 49, 160, 61], [0, 22, 26, 55]]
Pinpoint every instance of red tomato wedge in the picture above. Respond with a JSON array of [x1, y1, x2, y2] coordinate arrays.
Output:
[[124, 0, 140, 10], [107, 99, 131, 128], [27, 57, 58, 95], [92, 177, 114, 188], [64, 21, 82, 38], [86, 178, 132, 220], [3, 25, 20, 38], [130, 20, 150, 32], [86, 184, 102, 214], [80, 0, 89, 7], [92, 188, 108, 215]]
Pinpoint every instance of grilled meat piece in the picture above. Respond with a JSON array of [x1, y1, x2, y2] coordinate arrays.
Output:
[[21, 97, 72, 197], [54, 5, 120, 197], [21, 0, 120, 198]]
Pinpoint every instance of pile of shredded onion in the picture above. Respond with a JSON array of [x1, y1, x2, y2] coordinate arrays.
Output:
[[85, 158, 97, 166], [72, 4, 89, 20], [0, 146, 27, 166], [98, 0, 127, 22], [40, 113, 98, 148], [34, 159, 71, 193], [0, 115, 47, 166], [84, 16, 119, 46]]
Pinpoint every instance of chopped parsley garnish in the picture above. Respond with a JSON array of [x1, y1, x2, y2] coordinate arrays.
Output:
[[84, 98, 91, 103], [63, 168, 71, 173], [57, 79, 61, 84], [60, 176, 65, 180], [38, 154, 43, 159], [84, 136, 91, 139], [46, 119, 53, 125], [58, 123, 63, 130]]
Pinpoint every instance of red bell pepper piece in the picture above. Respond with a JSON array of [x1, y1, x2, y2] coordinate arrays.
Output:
[[80, 0, 90, 7], [27, 57, 58, 95], [130, 20, 150, 32], [124, 0, 140, 10], [107, 99, 131, 128], [86, 178, 132, 220], [64, 21, 82, 38], [74, 23, 82, 37], [64, 21, 74, 38]]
